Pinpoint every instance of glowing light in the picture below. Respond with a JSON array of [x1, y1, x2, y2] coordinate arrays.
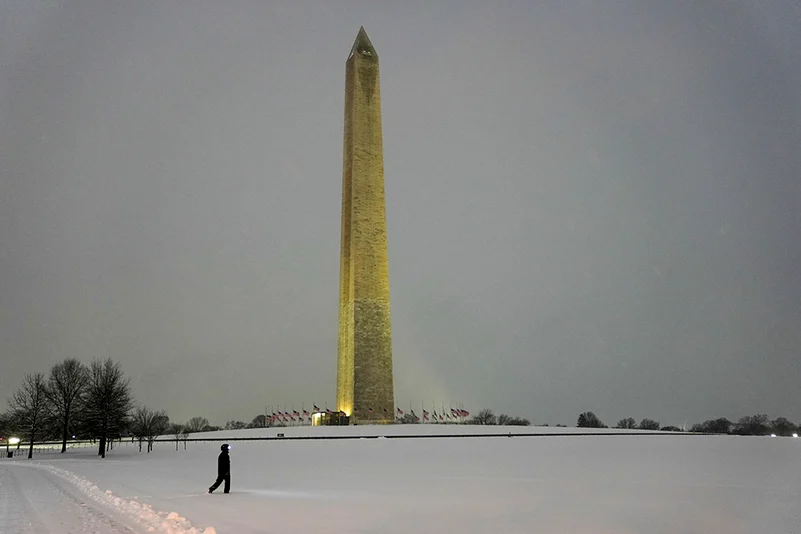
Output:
[[8, 437, 20, 445], [793, 433, 798, 438], [770, 434, 777, 437]]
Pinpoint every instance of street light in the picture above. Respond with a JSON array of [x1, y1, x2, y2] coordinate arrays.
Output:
[[6, 437, 20, 457]]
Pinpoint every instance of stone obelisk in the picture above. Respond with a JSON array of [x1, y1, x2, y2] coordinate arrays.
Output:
[[337, 27, 394, 424]]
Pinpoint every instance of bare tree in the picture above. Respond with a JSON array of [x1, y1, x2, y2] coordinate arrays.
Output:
[[690, 417, 732, 434], [0, 410, 12, 435], [147, 411, 170, 452], [131, 408, 146, 452], [131, 406, 170, 453], [83, 359, 133, 458], [185, 416, 210, 433], [638, 418, 660, 430], [577, 411, 606, 428], [250, 414, 267, 428], [225, 420, 246, 430], [9, 373, 49, 459], [616, 417, 637, 429], [46, 358, 88, 453], [498, 414, 531, 426], [733, 414, 770, 436], [168, 423, 188, 451], [178, 427, 189, 449], [770, 417, 797, 436], [468, 409, 497, 425]]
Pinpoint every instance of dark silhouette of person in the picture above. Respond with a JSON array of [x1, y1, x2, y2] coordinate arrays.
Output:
[[208, 444, 230, 494]]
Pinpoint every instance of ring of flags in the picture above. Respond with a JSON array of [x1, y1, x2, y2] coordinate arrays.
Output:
[[264, 404, 469, 425]]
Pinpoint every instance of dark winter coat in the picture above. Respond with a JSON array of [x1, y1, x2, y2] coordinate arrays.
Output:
[[217, 450, 230, 476]]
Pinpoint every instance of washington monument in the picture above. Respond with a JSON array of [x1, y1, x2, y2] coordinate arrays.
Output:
[[336, 27, 394, 424]]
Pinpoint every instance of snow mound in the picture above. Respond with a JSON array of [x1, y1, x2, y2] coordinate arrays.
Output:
[[33, 464, 215, 534]]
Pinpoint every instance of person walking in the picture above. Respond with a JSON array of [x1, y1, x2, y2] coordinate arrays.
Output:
[[208, 444, 231, 494]]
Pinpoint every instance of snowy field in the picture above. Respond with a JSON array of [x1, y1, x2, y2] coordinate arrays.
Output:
[[1, 425, 799, 533]]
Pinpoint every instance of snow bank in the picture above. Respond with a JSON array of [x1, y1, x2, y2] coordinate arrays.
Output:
[[28, 463, 215, 534]]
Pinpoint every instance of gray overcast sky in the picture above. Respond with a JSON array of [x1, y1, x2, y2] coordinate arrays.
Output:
[[2, 1, 800, 427]]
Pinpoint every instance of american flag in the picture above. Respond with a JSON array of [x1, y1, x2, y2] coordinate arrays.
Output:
[[313, 405, 320, 412], [396, 407, 403, 416]]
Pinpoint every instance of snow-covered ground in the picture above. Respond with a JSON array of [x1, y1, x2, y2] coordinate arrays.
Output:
[[1, 425, 799, 533]]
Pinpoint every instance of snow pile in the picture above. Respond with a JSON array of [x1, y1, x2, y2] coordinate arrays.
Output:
[[30, 463, 216, 534]]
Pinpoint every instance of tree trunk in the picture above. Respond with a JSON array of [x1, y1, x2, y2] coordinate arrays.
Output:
[[61, 407, 70, 453], [98, 435, 106, 458], [28, 431, 34, 459]]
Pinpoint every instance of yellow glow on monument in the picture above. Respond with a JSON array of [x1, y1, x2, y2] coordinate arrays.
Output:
[[336, 27, 395, 424]]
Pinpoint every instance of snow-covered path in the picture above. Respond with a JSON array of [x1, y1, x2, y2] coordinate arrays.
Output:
[[0, 463, 140, 534]]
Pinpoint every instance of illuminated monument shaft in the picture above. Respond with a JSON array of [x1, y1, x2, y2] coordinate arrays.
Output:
[[337, 28, 394, 424]]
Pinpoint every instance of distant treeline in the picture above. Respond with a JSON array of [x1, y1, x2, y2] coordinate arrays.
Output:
[[395, 408, 530, 426], [5, 358, 796, 464], [574, 411, 800, 436]]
